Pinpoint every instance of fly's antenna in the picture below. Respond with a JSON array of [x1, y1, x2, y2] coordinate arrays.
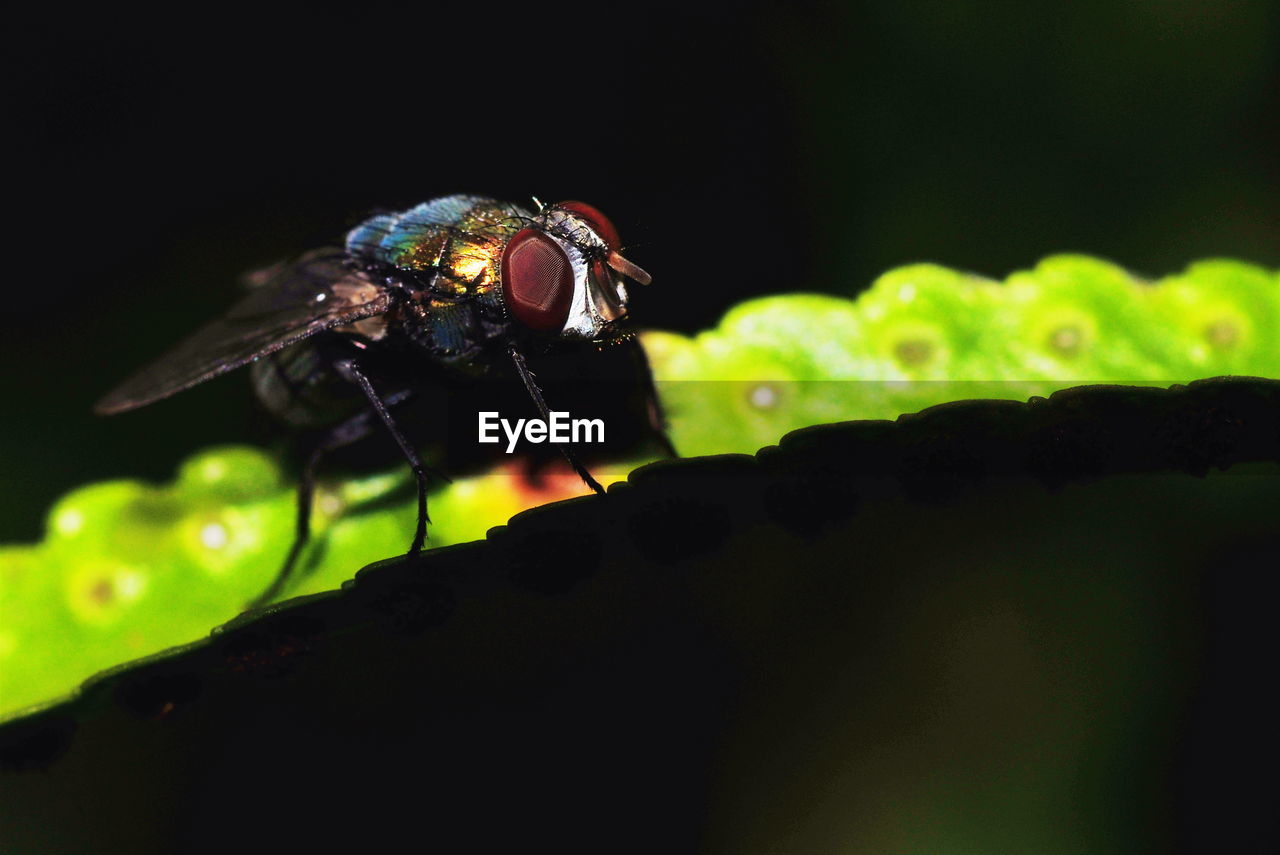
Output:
[[607, 250, 652, 286]]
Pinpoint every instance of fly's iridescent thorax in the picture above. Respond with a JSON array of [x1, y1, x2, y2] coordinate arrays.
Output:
[[343, 196, 532, 369], [346, 195, 532, 302], [345, 195, 641, 346]]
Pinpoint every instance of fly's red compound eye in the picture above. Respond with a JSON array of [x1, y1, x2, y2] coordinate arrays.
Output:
[[556, 200, 621, 250], [501, 228, 574, 332]]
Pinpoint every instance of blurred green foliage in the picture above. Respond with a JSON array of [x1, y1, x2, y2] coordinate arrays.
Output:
[[2, 255, 1276, 718], [654, 255, 1278, 456]]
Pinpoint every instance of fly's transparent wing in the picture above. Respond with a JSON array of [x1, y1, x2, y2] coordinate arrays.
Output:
[[95, 250, 394, 415]]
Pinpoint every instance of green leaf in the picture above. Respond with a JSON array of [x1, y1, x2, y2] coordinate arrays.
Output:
[[646, 255, 1279, 456], [2, 255, 1276, 718]]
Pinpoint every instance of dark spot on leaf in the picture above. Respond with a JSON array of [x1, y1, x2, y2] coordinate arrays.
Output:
[[0, 714, 76, 771], [220, 615, 326, 680], [1048, 324, 1084, 357], [1204, 319, 1240, 351], [1154, 400, 1247, 476], [763, 464, 860, 538], [89, 578, 114, 605], [506, 528, 602, 595], [893, 338, 934, 366], [1027, 416, 1119, 488], [115, 672, 203, 720], [367, 582, 456, 636], [898, 432, 987, 503], [626, 496, 731, 564]]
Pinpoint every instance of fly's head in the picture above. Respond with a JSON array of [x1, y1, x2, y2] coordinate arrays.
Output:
[[500, 200, 651, 343]]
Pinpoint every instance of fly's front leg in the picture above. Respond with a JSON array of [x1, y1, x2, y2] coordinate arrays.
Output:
[[508, 345, 606, 495], [334, 358, 432, 555]]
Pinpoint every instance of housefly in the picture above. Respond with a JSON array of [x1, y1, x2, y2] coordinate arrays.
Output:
[[96, 194, 667, 606]]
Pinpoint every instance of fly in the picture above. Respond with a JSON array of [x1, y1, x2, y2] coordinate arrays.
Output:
[[96, 195, 665, 606]]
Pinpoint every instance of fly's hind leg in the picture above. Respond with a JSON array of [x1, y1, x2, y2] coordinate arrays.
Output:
[[247, 402, 390, 610], [248, 385, 417, 609]]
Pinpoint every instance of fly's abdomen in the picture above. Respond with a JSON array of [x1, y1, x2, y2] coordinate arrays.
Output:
[[250, 338, 364, 428]]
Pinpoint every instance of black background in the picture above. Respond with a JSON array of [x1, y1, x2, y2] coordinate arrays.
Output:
[[4, 2, 1279, 538]]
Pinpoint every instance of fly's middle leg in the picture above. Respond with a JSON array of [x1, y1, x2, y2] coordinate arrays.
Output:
[[334, 358, 433, 556]]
